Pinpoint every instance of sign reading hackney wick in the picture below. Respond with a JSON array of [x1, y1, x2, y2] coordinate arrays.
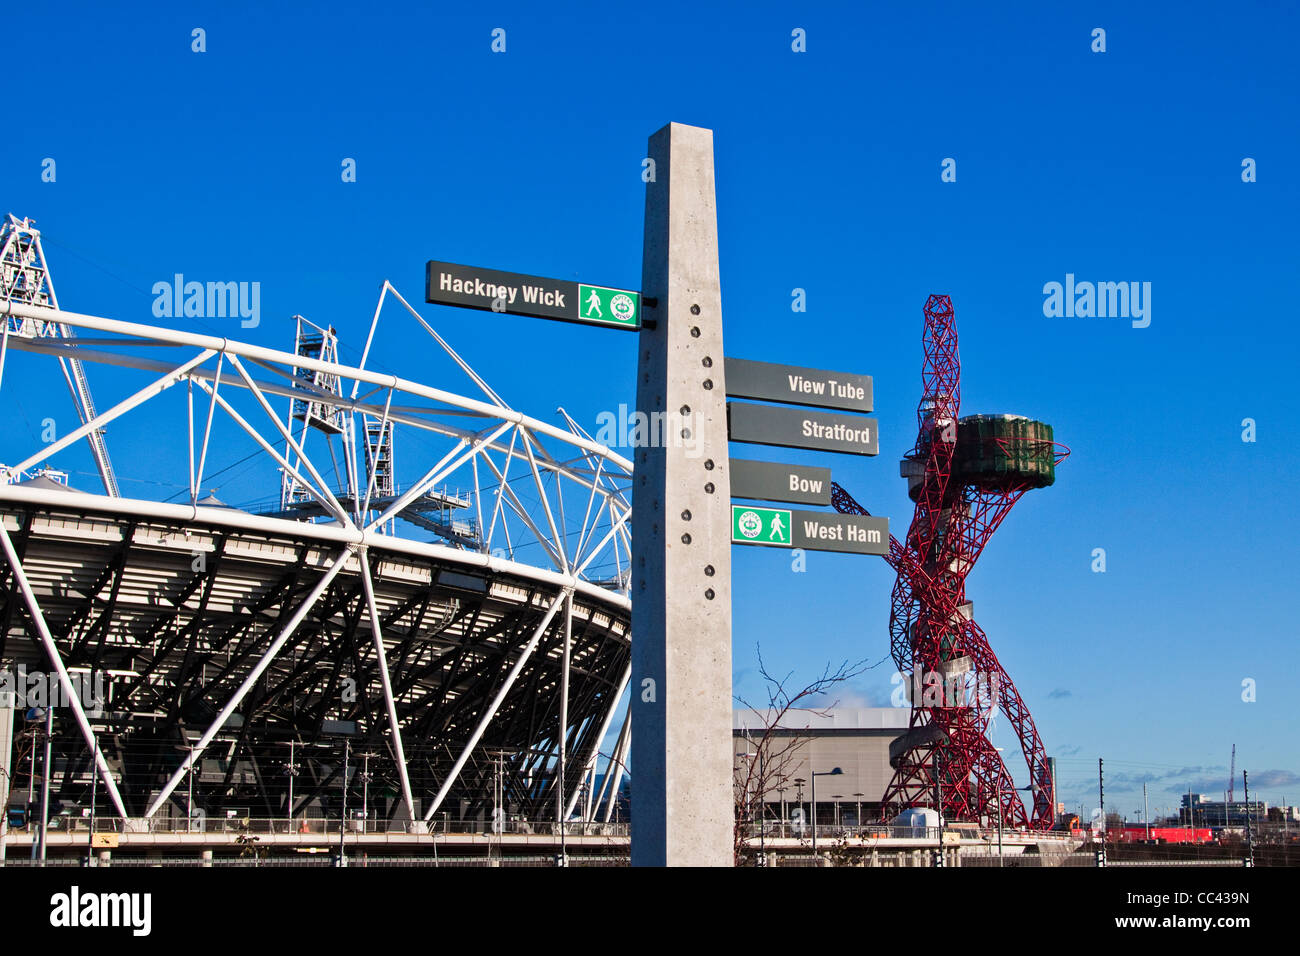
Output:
[[426, 260, 641, 330]]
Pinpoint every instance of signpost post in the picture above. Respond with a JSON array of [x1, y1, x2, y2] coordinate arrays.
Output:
[[630, 122, 734, 867], [417, 127, 886, 869]]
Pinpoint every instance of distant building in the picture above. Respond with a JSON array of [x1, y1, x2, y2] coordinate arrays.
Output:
[[1180, 793, 1268, 828], [732, 707, 909, 827]]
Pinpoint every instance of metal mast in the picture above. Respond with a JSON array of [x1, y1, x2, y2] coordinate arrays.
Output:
[[281, 315, 357, 512], [1228, 743, 1236, 809], [0, 214, 118, 495]]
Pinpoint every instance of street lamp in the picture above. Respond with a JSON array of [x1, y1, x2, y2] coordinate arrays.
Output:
[[185, 742, 196, 833], [737, 750, 766, 864], [285, 741, 300, 833], [738, 749, 764, 863], [994, 747, 1005, 867], [359, 752, 376, 835], [811, 767, 843, 859], [318, 723, 359, 868], [85, 731, 98, 868], [793, 778, 806, 838], [338, 737, 350, 867]]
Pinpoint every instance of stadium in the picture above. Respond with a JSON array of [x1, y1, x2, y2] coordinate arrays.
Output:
[[0, 214, 634, 846]]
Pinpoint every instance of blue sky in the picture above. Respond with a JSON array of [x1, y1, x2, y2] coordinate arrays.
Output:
[[4, 1, 1298, 817]]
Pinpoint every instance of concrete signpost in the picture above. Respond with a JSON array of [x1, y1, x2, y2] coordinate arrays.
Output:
[[630, 123, 734, 867], [419, 123, 884, 867], [420, 123, 733, 867]]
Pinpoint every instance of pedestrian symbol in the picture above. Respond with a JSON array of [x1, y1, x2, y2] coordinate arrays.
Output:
[[731, 505, 792, 548], [578, 284, 640, 329]]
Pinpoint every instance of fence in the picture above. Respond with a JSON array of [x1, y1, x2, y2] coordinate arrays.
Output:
[[6, 814, 630, 839]]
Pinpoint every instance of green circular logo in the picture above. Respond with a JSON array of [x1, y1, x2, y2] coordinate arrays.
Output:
[[738, 510, 763, 539], [610, 293, 635, 323]]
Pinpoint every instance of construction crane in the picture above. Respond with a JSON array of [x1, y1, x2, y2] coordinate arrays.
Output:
[[0, 214, 119, 496]]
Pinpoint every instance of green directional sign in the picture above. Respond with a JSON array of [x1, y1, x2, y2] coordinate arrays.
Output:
[[425, 260, 641, 331], [578, 284, 640, 329], [731, 504, 792, 548]]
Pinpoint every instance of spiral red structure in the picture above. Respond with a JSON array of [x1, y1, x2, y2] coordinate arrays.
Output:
[[832, 295, 1067, 829]]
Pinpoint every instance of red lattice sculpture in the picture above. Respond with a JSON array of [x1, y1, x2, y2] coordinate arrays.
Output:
[[833, 295, 1068, 829]]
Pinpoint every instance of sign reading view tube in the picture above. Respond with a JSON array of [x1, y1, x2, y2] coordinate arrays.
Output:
[[724, 357, 872, 413], [727, 402, 879, 456]]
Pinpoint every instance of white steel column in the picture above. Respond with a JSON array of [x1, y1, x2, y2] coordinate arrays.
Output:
[[565, 663, 631, 819], [600, 707, 632, 823], [357, 552, 418, 827], [557, 591, 571, 833], [0, 521, 129, 820], [423, 588, 570, 822], [144, 547, 354, 817], [0, 679, 13, 861]]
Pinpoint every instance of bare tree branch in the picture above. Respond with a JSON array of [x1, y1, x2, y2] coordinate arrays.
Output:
[[732, 645, 885, 865]]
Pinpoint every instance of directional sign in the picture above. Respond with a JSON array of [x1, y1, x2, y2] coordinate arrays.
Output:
[[426, 260, 640, 330], [725, 358, 873, 413], [730, 458, 832, 506], [728, 402, 879, 456], [731, 505, 889, 554], [731, 505, 792, 547], [791, 510, 889, 555]]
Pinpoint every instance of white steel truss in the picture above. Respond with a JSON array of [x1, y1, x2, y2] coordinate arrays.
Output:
[[0, 278, 634, 828], [0, 214, 119, 496]]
